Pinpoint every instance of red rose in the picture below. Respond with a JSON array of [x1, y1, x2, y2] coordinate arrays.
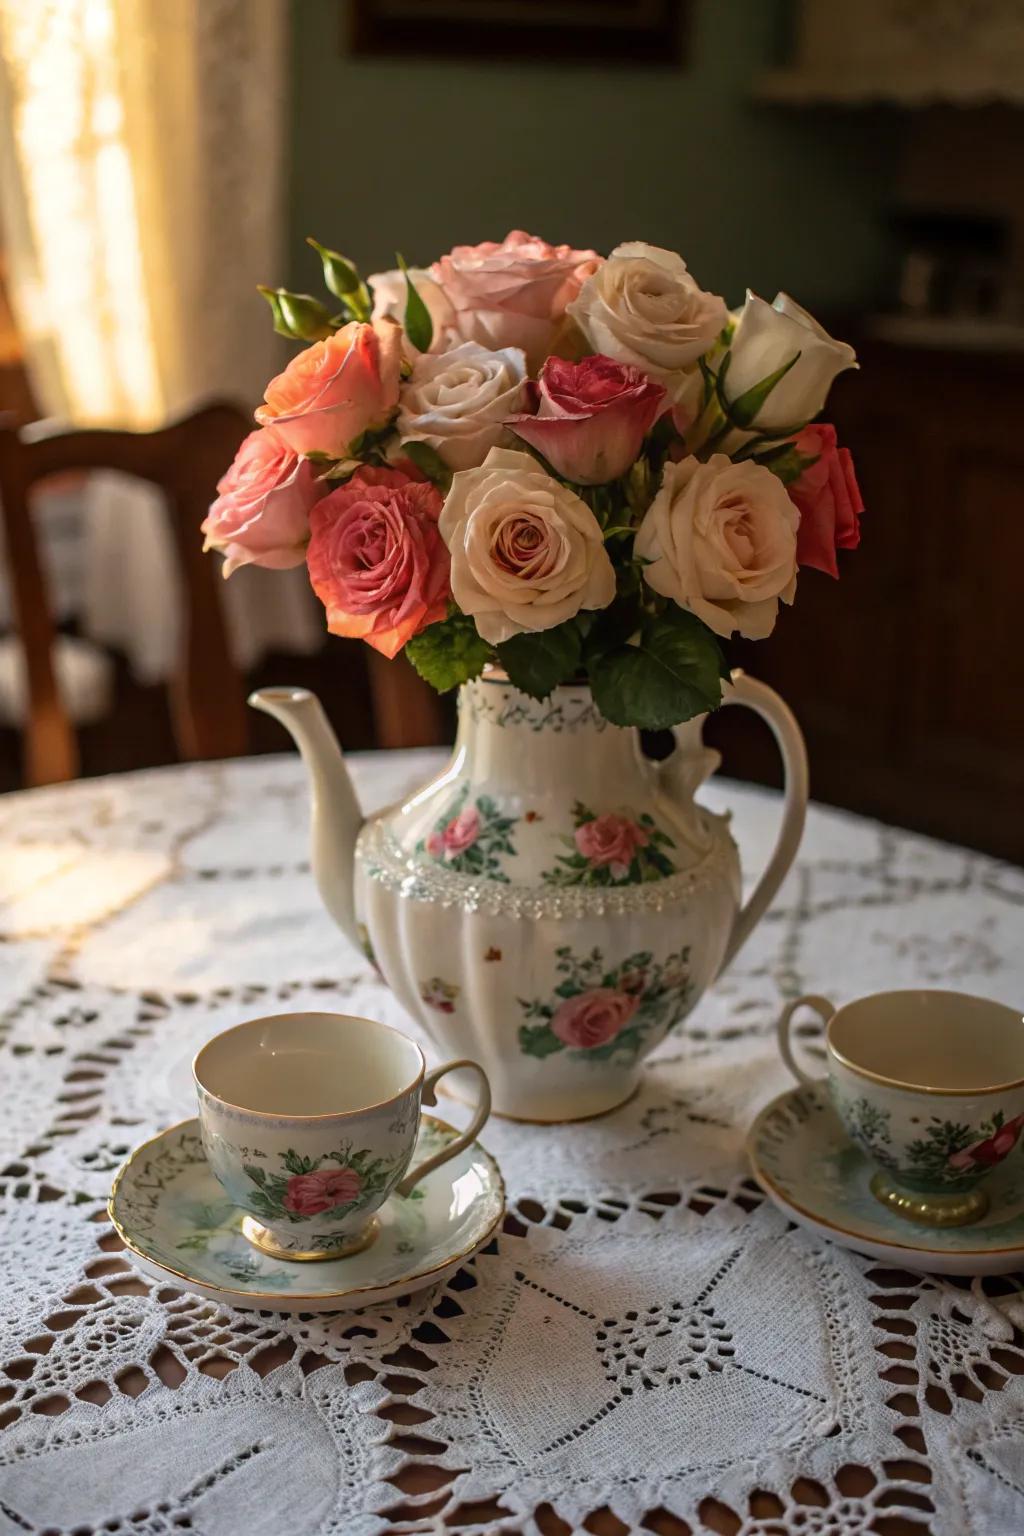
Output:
[[507, 354, 666, 485], [787, 423, 864, 579], [306, 466, 450, 658], [551, 987, 639, 1050], [947, 1114, 1024, 1171], [283, 1166, 362, 1216]]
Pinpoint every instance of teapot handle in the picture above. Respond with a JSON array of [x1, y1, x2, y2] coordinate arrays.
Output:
[[716, 669, 808, 974]]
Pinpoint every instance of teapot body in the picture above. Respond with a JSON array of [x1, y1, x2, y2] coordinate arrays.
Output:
[[355, 676, 743, 1121]]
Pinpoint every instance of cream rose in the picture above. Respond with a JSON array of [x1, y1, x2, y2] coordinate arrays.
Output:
[[724, 291, 857, 434], [566, 242, 727, 410], [398, 342, 528, 471], [439, 446, 615, 645], [635, 454, 798, 640]]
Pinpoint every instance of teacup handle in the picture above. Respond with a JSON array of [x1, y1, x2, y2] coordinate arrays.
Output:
[[777, 994, 836, 1084], [397, 1059, 492, 1196]]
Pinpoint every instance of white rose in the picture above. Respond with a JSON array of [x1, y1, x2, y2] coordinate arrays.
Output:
[[724, 291, 857, 434], [566, 242, 727, 403], [635, 454, 798, 640], [439, 446, 615, 645], [368, 267, 457, 354], [397, 342, 528, 472]]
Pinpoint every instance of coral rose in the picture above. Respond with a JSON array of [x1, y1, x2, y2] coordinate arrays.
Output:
[[283, 1166, 362, 1215], [787, 423, 864, 579], [507, 354, 666, 485], [551, 988, 639, 1050], [635, 454, 799, 640], [255, 318, 402, 457], [306, 466, 449, 658], [433, 229, 601, 370], [575, 814, 649, 879], [201, 427, 323, 576], [439, 446, 615, 645]]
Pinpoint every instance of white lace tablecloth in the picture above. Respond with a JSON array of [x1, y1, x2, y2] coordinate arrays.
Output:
[[1, 750, 1023, 1536]]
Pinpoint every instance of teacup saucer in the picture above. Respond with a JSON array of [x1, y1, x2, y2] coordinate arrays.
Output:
[[109, 1115, 505, 1312], [748, 1082, 1024, 1276]]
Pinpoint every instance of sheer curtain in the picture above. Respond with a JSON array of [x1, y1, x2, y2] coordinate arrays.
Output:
[[0, 0, 320, 682]]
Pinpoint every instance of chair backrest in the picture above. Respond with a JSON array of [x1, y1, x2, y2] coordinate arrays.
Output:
[[0, 401, 251, 785]]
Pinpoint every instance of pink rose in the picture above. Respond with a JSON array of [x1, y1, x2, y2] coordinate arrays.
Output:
[[306, 466, 450, 658], [283, 1166, 362, 1216], [433, 230, 601, 370], [948, 1114, 1024, 1171], [551, 988, 639, 1050], [507, 355, 666, 485], [442, 805, 479, 856], [788, 423, 864, 579], [255, 318, 402, 457], [201, 428, 324, 576], [574, 814, 650, 880]]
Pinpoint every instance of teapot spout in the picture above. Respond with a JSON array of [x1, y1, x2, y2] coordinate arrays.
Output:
[[249, 687, 364, 953]]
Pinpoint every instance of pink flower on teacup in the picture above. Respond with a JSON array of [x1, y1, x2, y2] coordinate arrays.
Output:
[[283, 1166, 362, 1216], [947, 1114, 1024, 1171], [574, 814, 649, 880], [551, 987, 639, 1050]]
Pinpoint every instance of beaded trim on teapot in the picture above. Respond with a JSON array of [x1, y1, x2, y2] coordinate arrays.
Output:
[[355, 816, 733, 920]]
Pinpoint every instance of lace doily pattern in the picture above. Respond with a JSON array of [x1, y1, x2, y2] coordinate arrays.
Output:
[[1, 751, 1022, 1533]]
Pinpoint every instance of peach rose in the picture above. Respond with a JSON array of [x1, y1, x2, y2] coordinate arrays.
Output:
[[575, 814, 649, 879], [255, 319, 402, 458], [283, 1166, 362, 1215], [439, 446, 615, 645], [201, 428, 323, 576], [433, 229, 601, 370], [551, 988, 639, 1050], [635, 454, 799, 640], [306, 466, 449, 658]]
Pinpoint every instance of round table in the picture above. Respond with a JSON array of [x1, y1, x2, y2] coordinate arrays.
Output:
[[0, 751, 1022, 1536]]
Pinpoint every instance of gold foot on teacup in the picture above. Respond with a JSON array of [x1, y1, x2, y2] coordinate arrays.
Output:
[[240, 1214, 380, 1262], [869, 1172, 989, 1228]]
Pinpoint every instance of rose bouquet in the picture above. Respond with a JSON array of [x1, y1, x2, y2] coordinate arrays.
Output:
[[203, 231, 862, 728]]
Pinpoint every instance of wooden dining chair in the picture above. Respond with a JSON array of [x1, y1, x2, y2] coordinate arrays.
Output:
[[0, 401, 251, 786]]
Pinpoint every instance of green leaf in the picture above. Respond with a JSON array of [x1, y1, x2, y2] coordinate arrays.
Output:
[[496, 621, 582, 701], [589, 608, 725, 728], [518, 1023, 565, 1060], [257, 286, 335, 341], [722, 351, 801, 430], [753, 443, 819, 486], [404, 611, 493, 692], [397, 252, 433, 354], [400, 439, 452, 492]]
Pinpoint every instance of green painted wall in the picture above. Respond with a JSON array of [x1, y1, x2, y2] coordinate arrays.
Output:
[[288, 0, 895, 312]]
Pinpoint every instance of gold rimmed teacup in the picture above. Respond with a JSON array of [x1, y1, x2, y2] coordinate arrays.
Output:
[[777, 989, 1024, 1227], [193, 1011, 491, 1260]]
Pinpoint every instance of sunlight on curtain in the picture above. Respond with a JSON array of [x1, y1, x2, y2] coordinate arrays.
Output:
[[0, 0, 321, 679], [0, 0, 163, 424]]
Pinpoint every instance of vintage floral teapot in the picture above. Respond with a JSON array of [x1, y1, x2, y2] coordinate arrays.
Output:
[[252, 669, 806, 1122]]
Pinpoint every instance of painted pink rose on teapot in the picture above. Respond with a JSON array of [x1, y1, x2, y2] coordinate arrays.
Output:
[[283, 1167, 362, 1216]]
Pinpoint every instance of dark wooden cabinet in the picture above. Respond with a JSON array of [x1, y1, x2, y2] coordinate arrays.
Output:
[[705, 337, 1024, 865]]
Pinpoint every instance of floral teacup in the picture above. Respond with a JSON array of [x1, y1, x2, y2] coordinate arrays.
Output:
[[777, 990, 1024, 1227], [193, 1012, 490, 1260]]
